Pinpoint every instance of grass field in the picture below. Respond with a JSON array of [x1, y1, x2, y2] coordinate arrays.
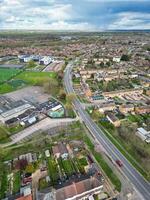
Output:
[[15, 71, 57, 85], [0, 68, 21, 83], [0, 70, 57, 94]]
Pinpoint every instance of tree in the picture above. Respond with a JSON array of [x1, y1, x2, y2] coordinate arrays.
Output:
[[15, 159, 28, 171], [25, 164, 35, 173], [91, 110, 101, 121], [66, 93, 76, 104], [121, 54, 130, 61], [59, 89, 66, 101], [99, 62, 104, 68], [27, 60, 36, 68], [43, 78, 59, 96]]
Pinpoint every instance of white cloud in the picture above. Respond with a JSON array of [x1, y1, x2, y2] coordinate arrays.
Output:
[[109, 12, 150, 29], [30, 4, 73, 21], [1, 20, 97, 31], [5, 16, 19, 22]]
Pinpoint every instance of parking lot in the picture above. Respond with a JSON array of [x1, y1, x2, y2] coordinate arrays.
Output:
[[5, 86, 49, 104]]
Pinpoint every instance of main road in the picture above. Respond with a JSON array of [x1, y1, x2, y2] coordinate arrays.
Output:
[[64, 61, 150, 200]]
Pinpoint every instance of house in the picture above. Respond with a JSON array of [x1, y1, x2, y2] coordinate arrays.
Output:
[[146, 89, 150, 96], [98, 103, 116, 113], [85, 88, 92, 97], [19, 153, 35, 163], [16, 195, 32, 200], [37, 176, 103, 200], [119, 104, 134, 114], [135, 105, 150, 114], [52, 143, 68, 159], [136, 128, 150, 143], [106, 113, 120, 127], [16, 185, 32, 200], [103, 88, 143, 98], [113, 57, 121, 63]]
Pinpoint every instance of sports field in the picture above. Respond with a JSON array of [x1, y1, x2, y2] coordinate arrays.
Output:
[[0, 68, 21, 83], [15, 71, 57, 85]]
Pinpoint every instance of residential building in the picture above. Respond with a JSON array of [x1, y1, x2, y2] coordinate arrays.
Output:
[[135, 105, 150, 114], [103, 88, 143, 98], [52, 142, 68, 159], [106, 113, 120, 127], [113, 57, 121, 62], [98, 103, 116, 113], [119, 104, 134, 114], [37, 176, 103, 200]]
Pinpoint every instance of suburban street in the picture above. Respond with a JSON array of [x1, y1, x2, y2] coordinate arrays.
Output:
[[64, 61, 150, 200]]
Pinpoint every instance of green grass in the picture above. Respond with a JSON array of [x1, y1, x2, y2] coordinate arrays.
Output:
[[47, 157, 58, 185], [84, 135, 121, 192], [61, 159, 75, 176], [0, 126, 9, 143], [98, 122, 149, 181], [39, 178, 50, 190], [0, 69, 23, 94], [0, 68, 21, 83], [74, 158, 85, 174], [0, 166, 8, 199], [79, 157, 88, 166], [13, 171, 21, 194], [0, 83, 14, 94], [15, 71, 57, 85]]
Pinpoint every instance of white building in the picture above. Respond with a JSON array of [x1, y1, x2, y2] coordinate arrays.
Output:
[[39, 56, 52, 65], [0, 103, 35, 123], [113, 57, 121, 63], [136, 128, 150, 143]]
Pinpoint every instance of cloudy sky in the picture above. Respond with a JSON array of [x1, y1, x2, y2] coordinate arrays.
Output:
[[0, 0, 150, 30]]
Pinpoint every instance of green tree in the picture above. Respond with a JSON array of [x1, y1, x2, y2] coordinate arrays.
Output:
[[27, 60, 36, 68], [59, 89, 66, 101], [43, 78, 59, 96], [121, 54, 130, 61], [66, 93, 76, 104], [25, 164, 35, 173]]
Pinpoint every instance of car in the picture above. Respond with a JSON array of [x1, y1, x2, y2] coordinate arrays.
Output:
[[116, 159, 123, 167]]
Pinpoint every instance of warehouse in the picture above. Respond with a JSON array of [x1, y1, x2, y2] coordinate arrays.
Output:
[[0, 96, 35, 123]]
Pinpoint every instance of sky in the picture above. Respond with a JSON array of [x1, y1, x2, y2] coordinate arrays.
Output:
[[0, 0, 150, 31]]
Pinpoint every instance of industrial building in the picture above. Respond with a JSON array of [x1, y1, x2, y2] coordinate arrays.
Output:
[[18, 54, 54, 65], [39, 56, 53, 65], [0, 96, 35, 123]]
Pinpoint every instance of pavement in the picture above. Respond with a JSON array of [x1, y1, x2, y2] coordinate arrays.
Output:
[[2, 117, 78, 147], [64, 61, 150, 200]]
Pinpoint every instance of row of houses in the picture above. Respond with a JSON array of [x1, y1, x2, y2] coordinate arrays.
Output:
[[38, 175, 103, 200]]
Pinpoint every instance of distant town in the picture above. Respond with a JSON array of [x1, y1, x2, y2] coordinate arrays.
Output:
[[0, 31, 149, 200]]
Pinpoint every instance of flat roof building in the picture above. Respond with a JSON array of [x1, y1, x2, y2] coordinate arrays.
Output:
[[136, 128, 150, 143]]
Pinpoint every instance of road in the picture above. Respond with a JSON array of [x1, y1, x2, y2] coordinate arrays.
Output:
[[64, 61, 150, 200]]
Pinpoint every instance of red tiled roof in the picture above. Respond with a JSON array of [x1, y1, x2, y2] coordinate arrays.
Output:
[[16, 194, 32, 200]]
